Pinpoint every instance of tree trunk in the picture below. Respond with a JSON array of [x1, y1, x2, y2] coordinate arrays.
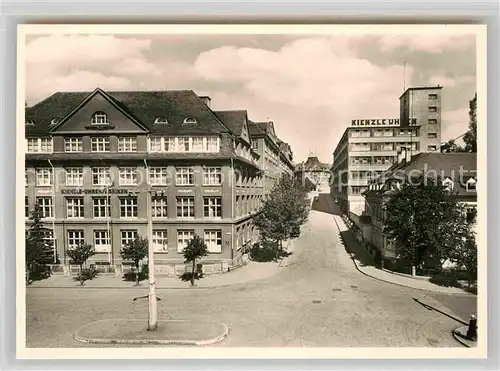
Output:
[[191, 259, 196, 286], [135, 261, 140, 286], [79, 264, 84, 285]]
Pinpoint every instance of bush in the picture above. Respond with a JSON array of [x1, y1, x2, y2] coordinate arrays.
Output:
[[27, 264, 52, 282], [180, 271, 204, 282], [429, 273, 461, 288], [122, 264, 148, 282], [73, 266, 99, 285]]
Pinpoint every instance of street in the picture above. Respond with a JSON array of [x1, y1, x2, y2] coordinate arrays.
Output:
[[26, 194, 476, 348]]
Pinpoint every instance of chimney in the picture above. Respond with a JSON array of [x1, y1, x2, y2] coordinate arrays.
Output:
[[199, 96, 211, 108]]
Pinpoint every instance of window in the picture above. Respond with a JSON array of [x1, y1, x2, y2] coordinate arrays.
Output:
[[177, 197, 194, 218], [93, 197, 110, 218], [92, 167, 111, 186], [154, 117, 168, 124], [27, 138, 53, 153], [66, 198, 84, 218], [68, 230, 84, 249], [152, 230, 168, 252], [25, 119, 35, 126], [183, 117, 197, 124], [65, 168, 83, 186], [428, 93, 438, 100], [50, 118, 59, 126], [251, 140, 258, 149], [442, 178, 454, 192], [118, 137, 137, 152], [204, 230, 222, 253], [119, 167, 138, 185], [149, 167, 168, 186], [428, 145, 437, 151], [428, 119, 437, 125], [192, 137, 204, 152], [149, 137, 163, 152], [178, 138, 190, 152], [203, 167, 221, 185], [91, 137, 110, 152], [204, 197, 222, 218], [91, 112, 108, 125], [466, 178, 477, 191], [120, 230, 137, 247], [120, 197, 138, 218], [151, 197, 168, 218], [164, 137, 175, 152], [428, 106, 437, 113], [65, 137, 83, 152], [25, 197, 29, 218], [36, 168, 52, 186], [25, 169, 28, 186], [428, 133, 437, 139], [206, 137, 219, 152], [36, 197, 53, 218], [176, 167, 194, 185], [94, 230, 110, 252], [177, 230, 194, 252]]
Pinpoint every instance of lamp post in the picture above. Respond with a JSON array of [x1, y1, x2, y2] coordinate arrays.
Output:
[[144, 159, 158, 331]]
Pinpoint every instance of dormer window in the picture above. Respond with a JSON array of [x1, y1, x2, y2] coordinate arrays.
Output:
[[25, 119, 35, 126], [91, 112, 109, 125], [154, 117, 168, 124], [442, 178, 454, 192], [183, 117, 197, 125], [466, 178, 477, 191], [50, 118, 59, 126]]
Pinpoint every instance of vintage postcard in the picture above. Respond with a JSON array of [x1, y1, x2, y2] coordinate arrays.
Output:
[[17, 24, 487, 359]]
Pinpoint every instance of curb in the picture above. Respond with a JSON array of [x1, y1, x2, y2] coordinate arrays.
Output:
[[27, 262, 285, 290], [74, 319, 229, 346], [452, 325, 476, 348], [332, 216, 473, 297]]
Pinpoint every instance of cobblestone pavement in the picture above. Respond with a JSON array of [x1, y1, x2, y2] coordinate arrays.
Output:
[[26, 195, 475, 348]]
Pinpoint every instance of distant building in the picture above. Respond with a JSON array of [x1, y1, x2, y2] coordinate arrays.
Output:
[[362, 152, 477, 268], [248, 121, 294, 199], [330, 86, 443, 223], [294, 156, 331, 193]]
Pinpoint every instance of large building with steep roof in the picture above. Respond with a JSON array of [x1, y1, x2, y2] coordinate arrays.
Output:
[[24, 88, 293, 276], [294, 156, 331, 193]]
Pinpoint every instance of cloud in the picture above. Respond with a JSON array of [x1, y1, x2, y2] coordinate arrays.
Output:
[[377, 34, 476, 53], [442, 108, 469, 143], [427, 74, 476, 88], [25, 35, 158, 103], [195, 36, 414, 160]]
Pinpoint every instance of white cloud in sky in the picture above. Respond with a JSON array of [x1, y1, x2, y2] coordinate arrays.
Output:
[[24, 32, 476, 162]]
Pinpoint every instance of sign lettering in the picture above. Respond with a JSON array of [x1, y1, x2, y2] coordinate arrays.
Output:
[[61, 188, 129, 195], [351, 118, 400, 126]]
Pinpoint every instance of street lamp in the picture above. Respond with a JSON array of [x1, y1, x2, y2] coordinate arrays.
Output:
[[144, 159, 158, 331]]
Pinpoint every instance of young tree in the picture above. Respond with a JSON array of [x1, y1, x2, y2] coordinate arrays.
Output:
[[253, 174, 310, 258], [450, 229, 477, 290], [463, 93, 477, 152], [25, 203, 56, 284], [181, 234, 208, 286], [66, 243, 97, 285], [384, 175, 470, 273], [119, 236, 148, 286]]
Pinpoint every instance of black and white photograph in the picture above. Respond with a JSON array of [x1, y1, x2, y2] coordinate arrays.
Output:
[[17, 24, 487, 358]]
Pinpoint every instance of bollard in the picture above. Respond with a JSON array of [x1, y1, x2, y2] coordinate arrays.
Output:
[[466, 314, 477, 341]]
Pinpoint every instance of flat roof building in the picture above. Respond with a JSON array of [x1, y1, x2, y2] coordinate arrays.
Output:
[[330, 86, 443, 222]]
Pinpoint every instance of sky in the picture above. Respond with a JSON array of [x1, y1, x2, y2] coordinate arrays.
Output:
[[25, 31, 477, 163]]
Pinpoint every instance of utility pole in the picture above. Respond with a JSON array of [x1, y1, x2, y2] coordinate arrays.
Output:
[[144, 160, 157, 331]]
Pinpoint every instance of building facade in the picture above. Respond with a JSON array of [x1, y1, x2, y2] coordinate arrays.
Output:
[[24, 88, 293, 276], [362, 152, 477, 268], [294, 156, 331, 193], [330, 86, 443, 221], [248, 120, 295, 199]]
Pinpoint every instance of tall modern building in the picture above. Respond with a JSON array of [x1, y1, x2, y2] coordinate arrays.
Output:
[[330, 86, 443, 223], [24, 88, 294, 276]]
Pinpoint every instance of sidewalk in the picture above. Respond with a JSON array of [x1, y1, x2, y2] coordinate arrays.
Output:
[[332, 215, 474, 296], [27, 259, 284, 289]]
